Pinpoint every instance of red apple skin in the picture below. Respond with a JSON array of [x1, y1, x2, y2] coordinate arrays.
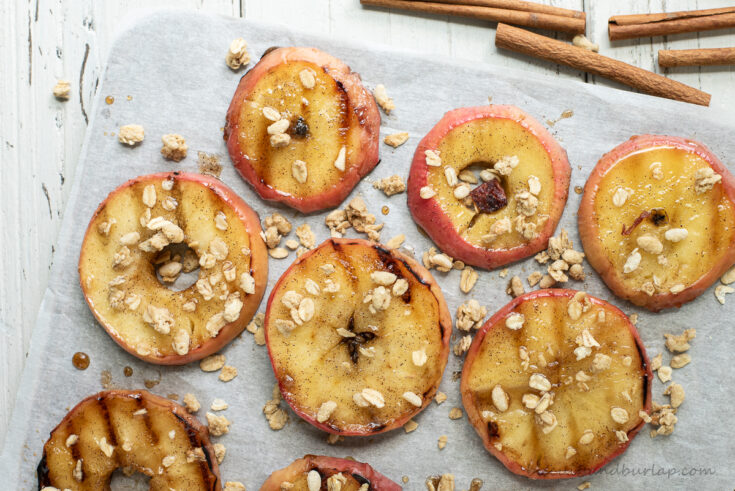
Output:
[[225, 47, 381, 213], [261, 455, 401, 491], [38, 390, 222, 490], [407, 105, 571, 270], [578, 135, 735, 311], [78, 172, 268, 365], [263, 238, 452, 436], [460, 289, 653, 480]]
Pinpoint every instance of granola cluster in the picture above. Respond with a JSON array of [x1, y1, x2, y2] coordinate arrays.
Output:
[[160, 133, 188, 162], [225, 38, 251, 70], [373, 175, 406, 197], [527, 228, 586, 292], [325, 197, 383, 241], [263, 384, 289, 431], [452, 299, 488, 356], [52, 80, 71, 100], [260, 212, 315, 260], [645, 328, 695, 437]]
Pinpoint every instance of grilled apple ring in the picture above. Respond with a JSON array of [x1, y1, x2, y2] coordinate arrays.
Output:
[[79, 172, 268, 364], [579, 135, 735, 311], [407, 105, 571, 269], [461, 289, 652, 479], [37, 390, 220, 490], [261, 455, 400, 491], [264, 238, 452, 435], [225, 47, 381, 213]]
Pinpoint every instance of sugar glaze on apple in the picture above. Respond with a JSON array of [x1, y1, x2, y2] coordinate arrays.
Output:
[[225, 47, 381, 213], [461, 289, 652, 479], [38, 390, 221, 490], [579, 135, 735, 311], [408, 105, 571, 270], [78, 172, 268, 364], [264, 238, 452, 435]]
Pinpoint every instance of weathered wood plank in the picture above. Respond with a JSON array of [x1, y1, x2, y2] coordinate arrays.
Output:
[[585, 0, 734, 111]]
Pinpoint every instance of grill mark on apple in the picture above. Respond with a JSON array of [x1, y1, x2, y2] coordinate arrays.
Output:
[[36, 452, 50, 487], [56, 413, 82, 465], [373, 245, 411, 302], [352, 473, 371, 488], [253, 64, 293, 186], [633, 337, 650, 407], [133, 396, 158, 446], [330, 241, 359, 288], [373, 244, 428, 288], [37, 394, 218, 490], [173, 411, 219, 490], [334, 78, 350, 152], [97, 395, 119, 447]]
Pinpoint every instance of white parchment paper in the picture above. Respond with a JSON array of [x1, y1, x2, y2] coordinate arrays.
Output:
[[2, 9, 734, 490]]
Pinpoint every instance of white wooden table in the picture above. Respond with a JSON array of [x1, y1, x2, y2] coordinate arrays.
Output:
[[1, 0, 733, 447]]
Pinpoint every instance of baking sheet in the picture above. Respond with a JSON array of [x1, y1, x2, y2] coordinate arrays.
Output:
[[2, 8, 734, 490]]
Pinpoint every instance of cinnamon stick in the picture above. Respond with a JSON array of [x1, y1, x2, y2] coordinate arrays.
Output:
[[659, 47, 735, 67], [414, 0, 585, 19], [495, 23, 710, 106], [360, 0, 585, 34], [609, 7, 735, 40]]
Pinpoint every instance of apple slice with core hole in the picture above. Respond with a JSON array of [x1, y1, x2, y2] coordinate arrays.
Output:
[[79, 172, 268, 364], [225, 47, 381, 213], [461, 289, 652, 479], [38, 390, 221, 490], [261, 455, 400, 491], [264, 238, 452, 435], [579, 135, 735, 311], [407, 105, 571, 269]]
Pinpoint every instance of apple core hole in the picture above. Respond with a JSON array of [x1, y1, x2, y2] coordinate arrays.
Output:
[[465, 162, 505, 185], [110, 467, 151, 490], [153, 243, 200, 292]]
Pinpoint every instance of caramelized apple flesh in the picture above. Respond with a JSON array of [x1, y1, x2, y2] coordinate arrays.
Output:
[[265, 239, 451, 435], [594, 147, 734, 293], [225, 47, 380, 212], [461, 290, 651, 478], [429, 118, 555, 248], [233, 60, 355, 197], [38, 390, 220, 490], [79, 173, 266, 363], [407, 106, 571, 269]]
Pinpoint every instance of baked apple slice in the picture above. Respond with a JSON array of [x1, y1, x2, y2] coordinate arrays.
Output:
[[78, 172, 268, 364], [407, 105, 571, 269], [261, 455, 400, 491], [37, 390, 220, 490], [225, 47, 381, 213], [264, 238, 452, 435], [579, 135, 735, 311], [461, 289, 652, 479]]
